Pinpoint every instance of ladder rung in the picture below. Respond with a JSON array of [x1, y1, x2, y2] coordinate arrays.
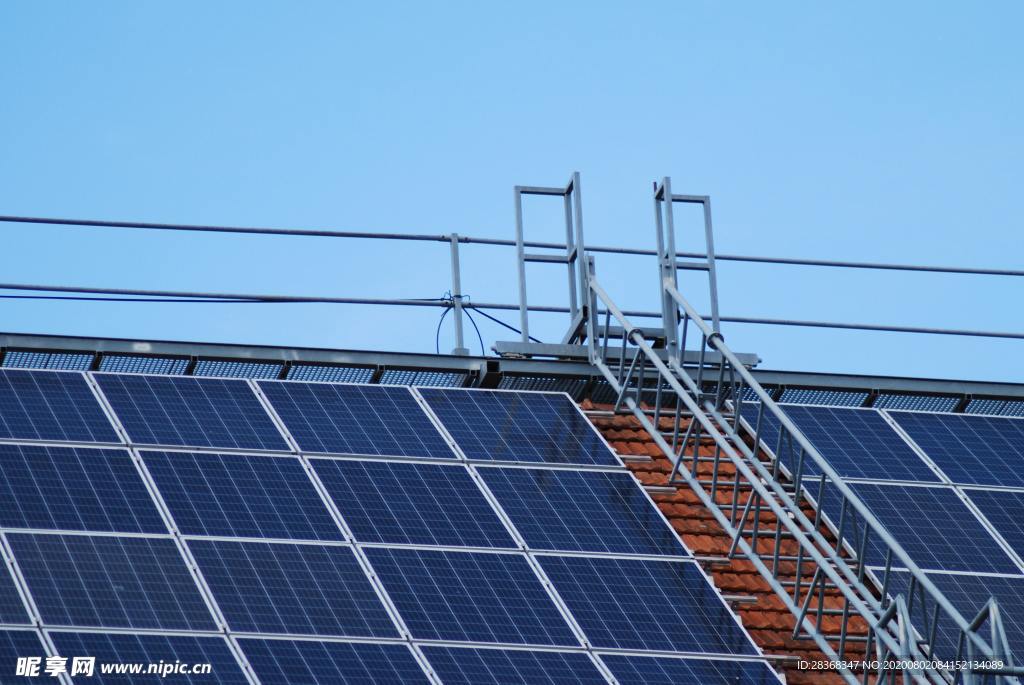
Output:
[[676, 261, 711, 271], [525, 253, 570, 264], [517, 185, 565, 196]]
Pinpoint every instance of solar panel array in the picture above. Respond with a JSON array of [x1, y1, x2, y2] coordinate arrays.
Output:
[[0, 370, 776, 684], [746, 400, 1024, 660]]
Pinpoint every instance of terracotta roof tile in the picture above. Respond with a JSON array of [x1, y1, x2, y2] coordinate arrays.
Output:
[[582, 401, 867, 682]]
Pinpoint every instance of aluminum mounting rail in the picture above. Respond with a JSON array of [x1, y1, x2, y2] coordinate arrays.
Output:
[[582, 263, 1021, 685]]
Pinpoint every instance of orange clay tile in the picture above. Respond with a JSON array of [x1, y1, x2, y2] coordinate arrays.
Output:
[[581, 400, 870, 683]]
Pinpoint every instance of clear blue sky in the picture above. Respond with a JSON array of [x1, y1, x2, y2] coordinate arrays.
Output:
[[1, 3, 1021, 382]]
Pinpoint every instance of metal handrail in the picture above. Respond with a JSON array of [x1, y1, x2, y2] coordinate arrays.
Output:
[[3, 211, 1024, 355], [584, 265, 1022, 684], [662, 280, 1021, 678]]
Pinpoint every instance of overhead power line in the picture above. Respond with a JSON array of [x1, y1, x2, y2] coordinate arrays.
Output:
[[2, 214, 1023, 278]]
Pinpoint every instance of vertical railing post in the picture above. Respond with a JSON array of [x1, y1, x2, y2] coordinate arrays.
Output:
[[700, 196, 722, 333], [449, 233, 468, 355], [513, 187, 530, 343], [572, 172, 588, 331], [563, 181, 578, 320]]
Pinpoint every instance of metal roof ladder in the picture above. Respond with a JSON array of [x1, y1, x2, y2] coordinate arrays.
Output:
[[582, 178, 1022, 685]]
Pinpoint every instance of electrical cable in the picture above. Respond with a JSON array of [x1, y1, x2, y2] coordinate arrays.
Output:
[[463, 307, 486, 356], [434, 306, 452, 354], [467, 305, 544, 343]]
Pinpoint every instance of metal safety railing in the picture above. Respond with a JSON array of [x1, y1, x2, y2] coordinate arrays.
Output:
[[582, 259, 1022, 683], [4, 189, 1024, 358]]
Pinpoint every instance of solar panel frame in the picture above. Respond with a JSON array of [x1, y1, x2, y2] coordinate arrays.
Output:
[[478, 466, 689, 557], [0, 561, 30, 626], [0, 370, 120, 444], [537, 555, 760, 655], [886, 410, 1024, 488], [0, 445, 167, 534], [819, 483, 1019, 574], [418, 387, 620, 466], [49, 631, 250, 684], [239, 638, 431, 685], [740, 404, 940, 483], [141, 450, 344, 541], [883, 571, 1024, 662], [364, 547, 579, 646], [962, 488, 1024, 562], [600, 653, 782, 684], [257, 380, 457, 459], [187, 539, 400, 638], [0, 629, 49, 678], [7, 533, 217, 631], [311, 458, 516, 549], [420, 645, 608, 685], [93, 373, 290, 451]]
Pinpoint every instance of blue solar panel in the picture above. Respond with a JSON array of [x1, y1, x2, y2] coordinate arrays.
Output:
[[94, 374, 288, 451], [822, 484, 1018, 573], [889, 412, 1024, 487], [421, 646, 606, 685], [258, 381, 455, 458], [744, 405, 938, 482], [885, 571, 1024, 662], [0, 630, 47, 680], [7, 534, 215, 630], [0, 445, 165, 534], [239, 639, 429, 684], [0, 567, 29, 625], [0, 370, 119, 443], [963, 489, 1024, 559], [419, 389, 617, 465], [364, 548, 577, 646], [538, 556, 757, 654], [601, 654, 781, 684], [142, 451, 341, 541], [50, 632, 248, 684], [188, 540, 397, 637], [480, 467, 687, 556], [312, 459, 515, 548]]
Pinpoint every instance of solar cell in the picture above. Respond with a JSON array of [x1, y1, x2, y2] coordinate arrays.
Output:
[[142, 451, 342, 541], [187, 540, 397, 637], [885, 571, 1024, 662], [601, 654, 781, 684], [0, 630, 47, 679], [312, 459, 515, 548], [0, 370, 119, 443], [888, 412, 1024, 488], [822, 484, 1017, 573], [239, 639, 430, 684], [94, 374, 288, 451], [0, 566, 29, 625], [538, 556, 757, 654], [7, 534, 215, 630], [419, 389, 616, 465], [480, 467, 687, 556], [421, 646, 606, 685], [50, 632, 248, 684], [0, 445, 165, 534], [258, 382, 454, 458], [963, 489, 1024, 560], [743, 405, 938, 482], [364, 548, 577, 646]]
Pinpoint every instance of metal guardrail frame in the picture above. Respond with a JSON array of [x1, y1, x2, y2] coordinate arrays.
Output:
[[5, 176, 1024, 354], [581, 189, 1023, 685], [586, 269, 1023, 683], [513, 172, 588, 345]]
